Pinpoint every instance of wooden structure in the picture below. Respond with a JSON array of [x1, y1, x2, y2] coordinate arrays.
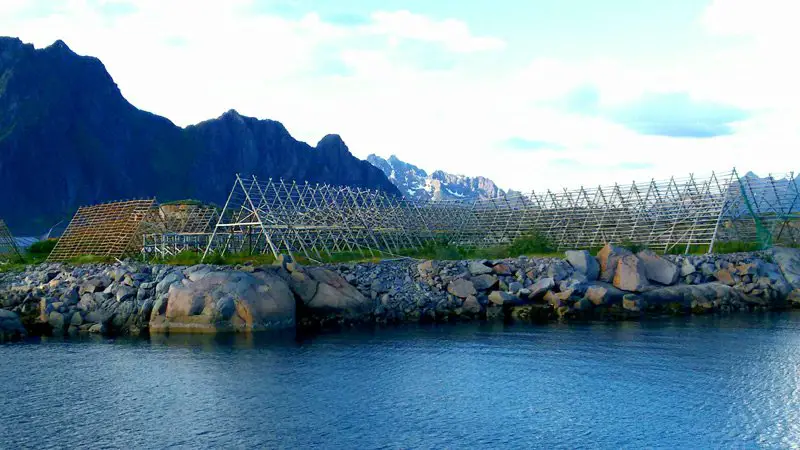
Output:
[[0, 219, 22, 262], [47, 199, 159, 262]]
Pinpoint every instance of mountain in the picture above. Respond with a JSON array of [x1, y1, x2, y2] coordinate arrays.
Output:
[[366, 154, 504, 202], [0, 37, 399, 234]]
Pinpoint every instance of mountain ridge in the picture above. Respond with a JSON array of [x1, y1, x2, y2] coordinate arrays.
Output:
[[0, 37, 399, 234], [367, 154, 504, 202]]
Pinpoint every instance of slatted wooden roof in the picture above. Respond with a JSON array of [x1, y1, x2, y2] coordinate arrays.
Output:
[[0, 219, 22, 262], [47, 199, 158, 262]]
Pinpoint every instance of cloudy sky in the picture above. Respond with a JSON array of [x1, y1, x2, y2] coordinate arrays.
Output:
[[1, 0, 797, 191]]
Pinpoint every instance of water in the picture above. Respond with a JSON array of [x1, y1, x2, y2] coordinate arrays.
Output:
[[2, 314, 800, 449]]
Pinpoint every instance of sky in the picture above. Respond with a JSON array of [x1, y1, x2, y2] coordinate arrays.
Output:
[[1, 0, 798, 192]]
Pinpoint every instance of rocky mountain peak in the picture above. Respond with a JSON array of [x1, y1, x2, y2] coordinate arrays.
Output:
[[367, 154, 505, 202]]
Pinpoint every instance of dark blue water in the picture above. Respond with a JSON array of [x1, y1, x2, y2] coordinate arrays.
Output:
[[2, 314, 800, 449]]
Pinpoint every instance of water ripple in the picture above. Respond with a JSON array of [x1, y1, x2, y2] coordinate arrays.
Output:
[[2, 313, 800, 449]]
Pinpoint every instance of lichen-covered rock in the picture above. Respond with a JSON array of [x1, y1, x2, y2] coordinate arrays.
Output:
[[597, 244, 633, 282], [565, 250, 599, 281], [637, 249, 679, 285], [462, 295, 481, 314], [304, 267, 371, 318], [613, 255, 648, 292]]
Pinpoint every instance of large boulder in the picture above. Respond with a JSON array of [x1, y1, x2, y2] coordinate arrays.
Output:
[[597, 244, 633, 282], [303, 267, 371, 318], [636, 249, 679, 285], [613, 255, 648, 292], [150, 269, 296, 334], [0, 309, 26, 341], [565, 250, 599, 281], [772, 247, 800, 289]]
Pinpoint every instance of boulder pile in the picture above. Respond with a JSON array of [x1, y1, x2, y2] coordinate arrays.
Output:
[[1, 246, 799, 341]]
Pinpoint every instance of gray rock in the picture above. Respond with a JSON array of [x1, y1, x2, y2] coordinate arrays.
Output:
[[447, 279, 477, 298], [584, 283, 625, 306], [772, 247, 800, 289], [116, 285, 136, 302], [488, 291, 518, 306], [462, 295, 481, 314], [680, 259, 697, 276], [471, 274, 498, 291], [622, 294, 645, 312], [597, 244, 633, 282], [0, 309, 26, 340], [70, 311, 83, 326], [508, 281, 523, 294], [613, 255, 648, 292], [637, 249, 679, 285], [528, 277, 555, 299], [565, 250, 600, 281], [156, 272, 183, 296], [48, 311, 66, 334], [468, 261, 493, 276]]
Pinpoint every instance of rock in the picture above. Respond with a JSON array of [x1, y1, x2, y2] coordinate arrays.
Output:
[[305, 267, 371, 317], [597, 244, 633, 282], [79, 277, 108, 295], [70, 311, 83, 326], [789, 289, 800, 307], [680, 259, 697, 276], [772, 247, 800, 288], [714, 269, 736, 286], [573, 297, 592, 311], [544, 289, 573, 308], [288, 270, 318, 303], [471, 274, 498, 291], [468, 261, 493, 276], [116, 285, 136, 302], [462, 295, 481, 314], [0, 309, 26, 341], [622, 294, 645, 312], [88, 323, 105, 334], [156, 271, 183, 296], [417, 260, 439, 278], [488, 291, 518, 306], [48, 311, 66, 334], [447, 279, 477, 298], [492, 263, 512, 275], [584, 283, 625, 306], [528, 277, 555, 299], [565, 250, 599, 281], [636, 249, 679, 285], [508, 281, 523, 294], [613, 255, 648, 292], [151, 269, 295, 334]]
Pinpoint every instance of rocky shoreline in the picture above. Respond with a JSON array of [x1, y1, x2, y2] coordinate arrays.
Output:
[[2, 246, 800, 342]]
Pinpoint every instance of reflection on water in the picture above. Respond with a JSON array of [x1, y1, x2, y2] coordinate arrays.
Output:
[[2, 313, 800, 449]]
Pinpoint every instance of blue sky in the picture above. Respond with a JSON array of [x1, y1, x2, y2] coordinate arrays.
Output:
[[1, 0, 797, 191]]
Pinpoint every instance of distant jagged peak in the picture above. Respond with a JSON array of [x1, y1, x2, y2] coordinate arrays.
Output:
[[367, 153, 504, 201]]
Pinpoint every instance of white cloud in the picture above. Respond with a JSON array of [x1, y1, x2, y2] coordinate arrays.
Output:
[[0, 0, 797, 194], [364, 10, 506, 53]]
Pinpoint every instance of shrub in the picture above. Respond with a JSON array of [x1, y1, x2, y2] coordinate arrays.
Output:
[[28, 239, 58, 255]]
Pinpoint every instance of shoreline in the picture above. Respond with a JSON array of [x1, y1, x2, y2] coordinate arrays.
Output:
[[2, 245, 800, 342]]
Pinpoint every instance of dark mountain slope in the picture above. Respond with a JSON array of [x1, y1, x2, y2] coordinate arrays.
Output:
[[0, 37, 398, 234]]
